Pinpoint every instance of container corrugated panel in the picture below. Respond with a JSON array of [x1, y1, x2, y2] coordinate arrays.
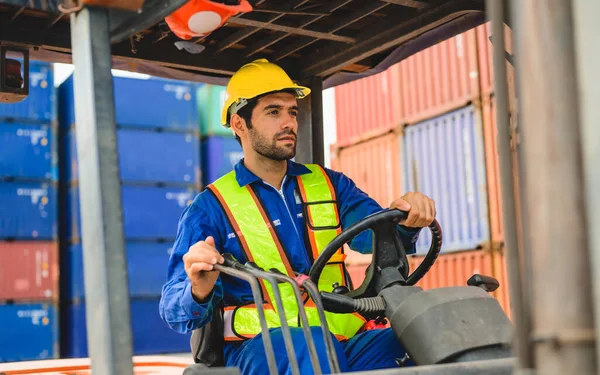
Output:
[[334, 67, 402, 147], [201, 136, 244, 185], [402, 105, 490, 254], [197, 84, 232, 137], [64, 129, 201, 185], [0, 122, 56, 180], [64, 241, 172, 300], [0, 241, 58, 301], [0, 181, 57, 239], [397, 29, 480, 124], [59, 75, 198, 131], [0, 303, 58, 362], [66, 185, 197, 241], [62, 298, 191, 357], [0, 61, 56, 123], [335, 133, 402, 208]]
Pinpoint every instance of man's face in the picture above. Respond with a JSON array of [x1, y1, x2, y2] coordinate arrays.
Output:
[[247, 92, 299, 161]]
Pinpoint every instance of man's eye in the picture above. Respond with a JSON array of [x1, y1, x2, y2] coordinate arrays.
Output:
[[290, 111, 298, 117], [268, 110, 279, 115]]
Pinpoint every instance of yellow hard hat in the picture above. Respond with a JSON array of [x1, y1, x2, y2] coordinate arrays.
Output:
[[221, 58, 311, 127]]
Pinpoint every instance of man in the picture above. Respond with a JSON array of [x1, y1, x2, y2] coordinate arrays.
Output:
[[160, 58, 436, 374]]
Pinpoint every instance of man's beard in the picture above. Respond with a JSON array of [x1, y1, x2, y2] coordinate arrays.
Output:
[[249, 128, 297, 161]]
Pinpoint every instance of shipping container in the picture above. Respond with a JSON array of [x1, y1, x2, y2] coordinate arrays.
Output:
[[201, 136, 244, 185], [65, 184, 197, 241], [0, 122, 56, 180], [59, 75, 198, 131], [334, 67, 402, 147], [0, 302, 58, 362], [63, 129, 201, 185], [402, 105, 490, 254], [62, 298, 191, 357], [332, 133, 402, 208], [64, 241, 172, 301], [345, 249, 511, 318], [0, 61, 56, 123], [0, 181, 57, 239], [396, 29, 481, 124], [197, 84, 232, 137], [0, 241, 58, 301]]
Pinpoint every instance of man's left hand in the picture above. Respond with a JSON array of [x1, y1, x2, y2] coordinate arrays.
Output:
[[390, 192, 436, 228]]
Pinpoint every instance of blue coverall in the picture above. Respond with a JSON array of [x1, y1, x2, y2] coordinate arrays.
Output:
[[160, 160, 421, 374]]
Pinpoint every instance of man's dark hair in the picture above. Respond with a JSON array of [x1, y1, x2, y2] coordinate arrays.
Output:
[[229, 98, 258, 146]]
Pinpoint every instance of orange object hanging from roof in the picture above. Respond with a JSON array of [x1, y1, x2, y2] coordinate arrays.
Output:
[[165, 0, 253, 40]]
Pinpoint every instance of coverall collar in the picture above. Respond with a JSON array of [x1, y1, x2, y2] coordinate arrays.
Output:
[[234, 159, 311, 187]]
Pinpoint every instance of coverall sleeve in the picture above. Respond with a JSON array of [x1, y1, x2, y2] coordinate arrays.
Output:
[[159, 200, 224, 334], [327, 168, 421, 255]]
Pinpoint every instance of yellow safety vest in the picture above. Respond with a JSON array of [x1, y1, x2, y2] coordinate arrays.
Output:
[[207, 164, 366, 342]]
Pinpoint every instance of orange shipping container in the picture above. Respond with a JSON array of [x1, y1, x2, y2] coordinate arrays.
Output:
[[396, 28, 481, 124], [332, 132, 402, 208], [334, 67, 402, 147], [345, 249, 511, 319]]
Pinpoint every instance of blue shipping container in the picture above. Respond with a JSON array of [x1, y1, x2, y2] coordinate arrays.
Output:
[[402, 105, 490, 254], [201, 136, 244, 185], [59, 75, 198, 131], [0, 122, 56, 180], [0, 61, 56, 123], [0, 181, 57, 239], [66, 185, 197, 241], [63, 129, 201, 185], [0, 303, 58, 362], [62, 298, 191, 357], [65, 241, 172, 300]]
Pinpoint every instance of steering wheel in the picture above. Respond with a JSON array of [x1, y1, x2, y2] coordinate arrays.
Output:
[[308, 209, 443, 300]]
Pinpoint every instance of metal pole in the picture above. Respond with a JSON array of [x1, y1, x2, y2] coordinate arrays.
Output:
[[310, 77, 325, 165], [572, 0, 600, 370], [509, 0, 596, 373], [296, 77, 325, 165], [486, 0, 532, 370], [70, 6, 133, 375]]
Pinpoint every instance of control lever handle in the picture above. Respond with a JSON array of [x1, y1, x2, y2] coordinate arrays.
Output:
[[467, 274, 500, 292]]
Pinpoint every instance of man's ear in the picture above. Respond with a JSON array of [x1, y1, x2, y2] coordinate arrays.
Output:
[[230, 113, 246, 138]]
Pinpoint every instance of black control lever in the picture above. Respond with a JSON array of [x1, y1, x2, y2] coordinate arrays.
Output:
[[320, 292, 358, 313], [467, 274, 500, 292]]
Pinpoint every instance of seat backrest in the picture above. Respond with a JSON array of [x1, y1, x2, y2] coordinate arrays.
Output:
[[190, 304, 226, 367]]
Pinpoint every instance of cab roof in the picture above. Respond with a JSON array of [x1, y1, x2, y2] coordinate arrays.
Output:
[[0, 0, 486, 88]]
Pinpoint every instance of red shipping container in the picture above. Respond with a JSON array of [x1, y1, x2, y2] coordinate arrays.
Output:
[[332, 132, 402, 208], [334, 65, 402, 147], [0, 241, 58, 301], [397, 28, 480, 124]]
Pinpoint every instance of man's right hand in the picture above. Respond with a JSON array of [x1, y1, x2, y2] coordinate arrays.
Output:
[[183, 236, 225, 302]]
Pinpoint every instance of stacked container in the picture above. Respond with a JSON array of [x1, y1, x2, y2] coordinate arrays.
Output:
[[334, 25, 514, 317], [196, 84, 244, 185], [58, 74, 200, 357], [0, 60, 60, 362]]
